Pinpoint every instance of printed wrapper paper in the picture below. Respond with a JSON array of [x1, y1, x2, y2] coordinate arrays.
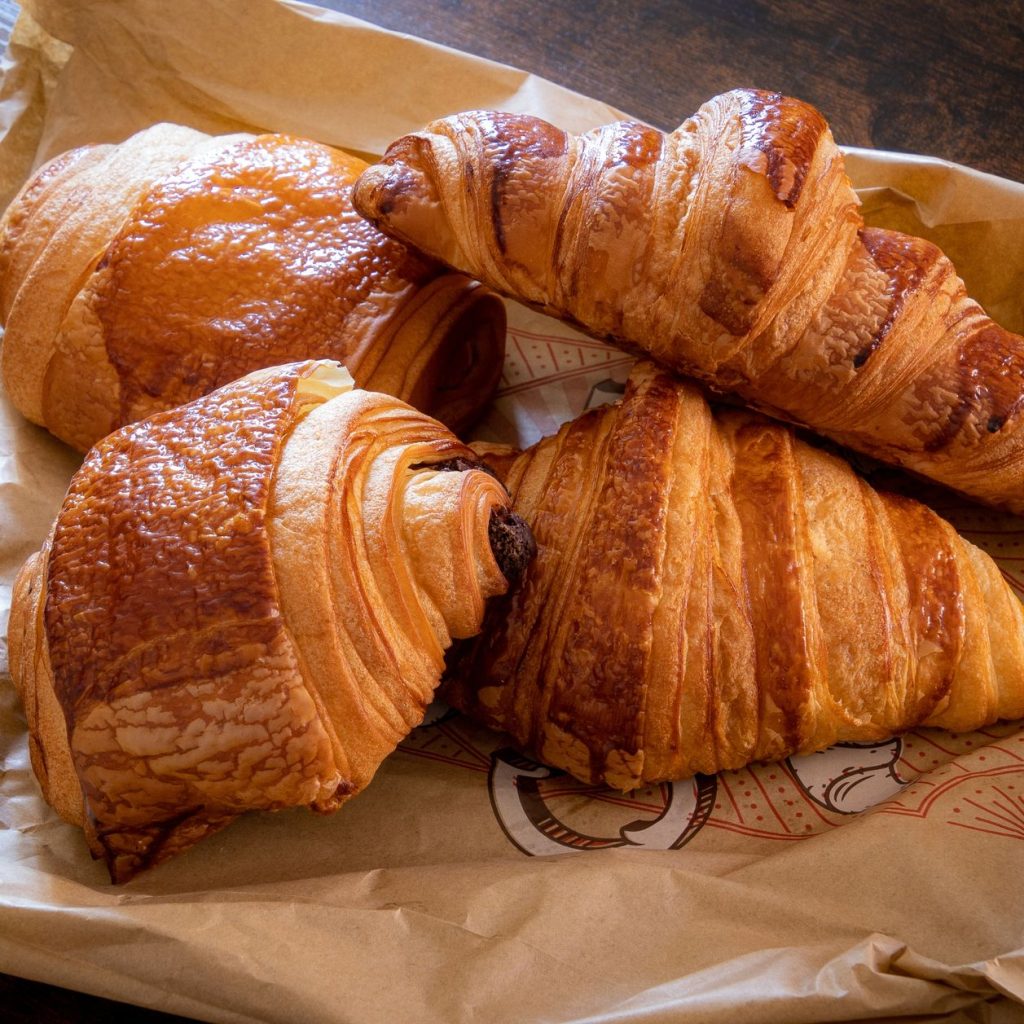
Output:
[[0, 2, 1023, 1022]]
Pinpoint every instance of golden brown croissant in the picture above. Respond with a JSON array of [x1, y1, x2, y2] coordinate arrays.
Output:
[[352, 90, 1024, 513], [8, 359, 533, 881], [0, 123, 505, 450], [444, 361, 1024, 790]]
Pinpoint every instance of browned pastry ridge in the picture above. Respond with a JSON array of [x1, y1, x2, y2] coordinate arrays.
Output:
[[0, 124, 506, 450], [352, 89, 1024, 513], [8, 360, 533, 882], [444, 361, 1024, 790]]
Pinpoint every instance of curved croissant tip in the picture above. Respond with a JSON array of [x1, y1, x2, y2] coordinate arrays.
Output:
[[488, 505, 536, 586], [352, 151, 431, 224], [353, 150, 459, 268]]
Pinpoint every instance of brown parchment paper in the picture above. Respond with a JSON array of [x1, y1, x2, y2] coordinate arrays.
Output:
[[1, 2, 1023, 1022]]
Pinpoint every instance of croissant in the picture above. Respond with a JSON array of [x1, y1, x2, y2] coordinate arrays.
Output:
[[7, 359, 534, 881], [443, 361, 1024, 790], [0, 123, 505, 451], [352, 90, 1024, 514]]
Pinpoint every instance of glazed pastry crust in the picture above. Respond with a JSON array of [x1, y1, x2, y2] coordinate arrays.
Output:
[[445, 362, 1024, 790], [353, 90, 1024, 513], [9, 360, 519, 881], [0, 125, 505, 449]]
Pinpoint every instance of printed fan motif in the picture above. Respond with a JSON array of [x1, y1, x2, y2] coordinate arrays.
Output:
[[414, 310, 1024, 856], [878, 722, 1024, 841]]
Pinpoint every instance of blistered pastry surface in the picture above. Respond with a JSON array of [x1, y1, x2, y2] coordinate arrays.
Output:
[[44, 363, 340, 877], [92, 135, 436, 420]]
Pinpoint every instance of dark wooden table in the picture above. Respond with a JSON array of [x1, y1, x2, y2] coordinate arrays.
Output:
[[3, 1, 1023, 1021], [326, 0, 1024, 181]]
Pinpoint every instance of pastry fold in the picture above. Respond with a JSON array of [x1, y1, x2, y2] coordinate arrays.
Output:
[[353, 90, 1024, 513], [8, 360, 531, 881], [444, 362, 1024, 790], [0, 124, 505, 449]]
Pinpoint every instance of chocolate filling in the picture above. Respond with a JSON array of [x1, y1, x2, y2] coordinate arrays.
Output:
[[413, 455, 498, 479], [487, 505, 536, 585], [412, 456, 535, 583]]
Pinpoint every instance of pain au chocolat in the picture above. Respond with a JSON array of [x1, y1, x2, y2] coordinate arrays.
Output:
[[0, 124, 505, 450], [8, 360, 534, 881]]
